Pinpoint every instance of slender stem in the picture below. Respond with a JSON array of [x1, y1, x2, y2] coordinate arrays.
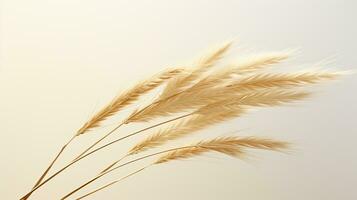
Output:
[[73, 123, 124, 161], [76, 167, 148, 200], [61, 146, 193, 199], [60, 171, 107, 199], [99, 154, 128, 174], [75, 153, 135, 199], [21, 135, 76, 200], [23, 82, 193, 199], [19, 114, 191, 200], [36, 135, 76, 187], [81, 113, 191, 162], [76, 181, 118, 200]]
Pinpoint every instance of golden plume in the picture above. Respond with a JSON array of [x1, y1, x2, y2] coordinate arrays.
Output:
[[155, 136, 289, 164], [77, 68, 183, 135]]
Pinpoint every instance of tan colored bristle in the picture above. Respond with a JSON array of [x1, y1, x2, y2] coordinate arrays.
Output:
[[128, 108, 245, 155], [77, 68, 183, 135], [155, 136, 289, 164], [125, 65, 337, 125], [227, 72, 339, 91], [129, 89, 308, 154], [160, 41, 233, 99]]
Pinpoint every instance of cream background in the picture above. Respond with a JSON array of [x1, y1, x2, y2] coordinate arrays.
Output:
[[1, 0, 356, 199]]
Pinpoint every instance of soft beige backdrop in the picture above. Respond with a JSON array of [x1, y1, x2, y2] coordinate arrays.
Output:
[[1, 0, 356, 199]]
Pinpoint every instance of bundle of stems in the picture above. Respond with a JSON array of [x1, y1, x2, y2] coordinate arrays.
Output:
[[20, 41, 339, 199]]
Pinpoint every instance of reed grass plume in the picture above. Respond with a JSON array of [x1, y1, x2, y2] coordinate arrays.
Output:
[[73, 136, 289, 200], [129, 89, 309, 155], [159, 41, 232, 99], [77, 68, 183, 135], [155, 136, 289, 164], [124, 57, 337, 124], [21, 41, 341, 200]]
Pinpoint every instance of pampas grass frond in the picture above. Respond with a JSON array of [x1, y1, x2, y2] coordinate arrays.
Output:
[[170, 52, 291, 99], [229, 52, 291, 76], [129, 89, 308, 155], [124, 87, 220, 123], [128, 110, 244, 155], [75, 136, 288, 199], [236, 89, 310, 107], [196, 89, 310, 115], [159, 41, 232, 99], [227, 72, 339, 91], [63, 136, 288, 199], [125, 42, 233, 123], [21, 40, 342, 200], [76, 68, 183, 135], [155, 136, 289, 164], [124, 57, 336, 125]]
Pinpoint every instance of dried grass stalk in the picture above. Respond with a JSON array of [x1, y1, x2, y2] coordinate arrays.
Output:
[[160, 41, 232, 99], [227, 72, 339, 91], [21, 40, 342, 200], [76, 68, 183, 135], [63, 136, 288, 199], [155, 136, 289, 164], [232, 52, 290, 76], [197, 89, 310, 114], [129, 89, 308, 154], [161, 52, 291, 103], [125, 42, 233, 123], [125, 66, 336, 125], [199, 52, 290, 88], [128, 110, 243, 155]]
